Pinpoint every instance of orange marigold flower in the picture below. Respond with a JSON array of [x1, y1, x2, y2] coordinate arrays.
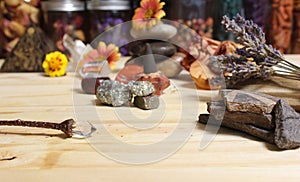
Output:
[[42, 51, 68, 77], [81, 42, 121, 70], [132, 0, 166, 30]]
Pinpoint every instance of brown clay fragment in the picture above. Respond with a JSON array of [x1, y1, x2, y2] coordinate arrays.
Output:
[[199, 90, 300, 150]]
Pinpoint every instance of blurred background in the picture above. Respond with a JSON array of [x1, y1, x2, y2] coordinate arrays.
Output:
[[0, 0, 299, 59]]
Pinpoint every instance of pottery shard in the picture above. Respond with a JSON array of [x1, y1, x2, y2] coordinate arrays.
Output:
[[274, 99, 300, 149], [134, 95, 159, 110], [222, 90, 279, 114]]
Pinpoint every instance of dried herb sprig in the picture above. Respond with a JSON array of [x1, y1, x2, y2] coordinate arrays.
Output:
[[209, 55, 273, 87], [211, 14, 300, 87], [0, 119, 96, 138]]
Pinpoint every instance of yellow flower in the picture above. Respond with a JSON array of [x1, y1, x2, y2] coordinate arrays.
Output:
[[42, 51, 68, 77], [132, 0, 166, 30], [81, 42, 121, 70]]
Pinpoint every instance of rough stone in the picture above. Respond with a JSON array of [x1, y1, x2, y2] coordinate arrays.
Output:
[[128, 81, 154, 96], [274, 99, 300, 149], [96, 80, 132, 106], [200, 90, 300, 150], [137, 72, 170, 96], [223, 90, 279, 114], [134, 95, 159, 110]]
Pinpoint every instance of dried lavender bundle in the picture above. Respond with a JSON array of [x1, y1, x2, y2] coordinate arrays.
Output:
[[209, 54, 273, 87], [211, 14, 300, 88]]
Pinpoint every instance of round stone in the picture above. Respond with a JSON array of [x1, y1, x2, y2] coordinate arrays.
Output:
[[129, 41, 177, 57], [81, 77, 110, 94], [157, 59, 182, 78], [130, 23, 177, 40]]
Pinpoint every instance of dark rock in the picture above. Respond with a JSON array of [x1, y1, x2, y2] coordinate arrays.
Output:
[[134, 95, 159, 110], [207, 100, 274, 130], [223, 90, 279, 114], [200, 90, 300, 150], [81, 77, 110, 94], [274, 99, 300, 149], [126, 55, 167, 65], [199, 113, 275, 143], [129, 41, 177, 57]]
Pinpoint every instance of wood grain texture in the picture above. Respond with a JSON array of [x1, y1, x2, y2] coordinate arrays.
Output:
[[0, 56, 299, 181]]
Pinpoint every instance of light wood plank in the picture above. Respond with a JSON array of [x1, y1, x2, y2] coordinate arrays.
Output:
[[0, 56, 299, 181]]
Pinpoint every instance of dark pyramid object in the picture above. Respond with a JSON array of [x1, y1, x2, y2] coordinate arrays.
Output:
[[1, 24, 56, 72], [142, 43, 157, 74]]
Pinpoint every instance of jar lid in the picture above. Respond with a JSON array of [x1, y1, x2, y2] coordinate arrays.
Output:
[[87, 0, 131, 10], [41, 0, 85, 11]]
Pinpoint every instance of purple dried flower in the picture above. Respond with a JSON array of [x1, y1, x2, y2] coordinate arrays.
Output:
[[209, 14, 300, 88], [114, 18, 124, 25]]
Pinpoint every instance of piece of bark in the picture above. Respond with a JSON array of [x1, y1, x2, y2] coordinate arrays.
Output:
[[200, 90, 300, 150], [274, 99, 300, 149], [222, 90, 279, 114], [199, 114, 275, 144], [207, 100, 275, 130]]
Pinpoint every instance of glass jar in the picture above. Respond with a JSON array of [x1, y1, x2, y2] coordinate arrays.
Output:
[[41, 0, 88, 52], [87, 0, 132, 55], [0, 0, 41, 57]]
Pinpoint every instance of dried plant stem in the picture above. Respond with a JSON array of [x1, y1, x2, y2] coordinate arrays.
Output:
[[269, 52, 300, 71], [0, 119, 75, 137]]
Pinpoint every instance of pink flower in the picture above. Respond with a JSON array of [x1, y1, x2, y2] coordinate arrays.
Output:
[[132, 0, 166, 30], [81, 42, 121, 70]]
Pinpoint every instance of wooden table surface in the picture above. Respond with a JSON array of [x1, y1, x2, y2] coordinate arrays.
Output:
[[0, 55, 299, 182]]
